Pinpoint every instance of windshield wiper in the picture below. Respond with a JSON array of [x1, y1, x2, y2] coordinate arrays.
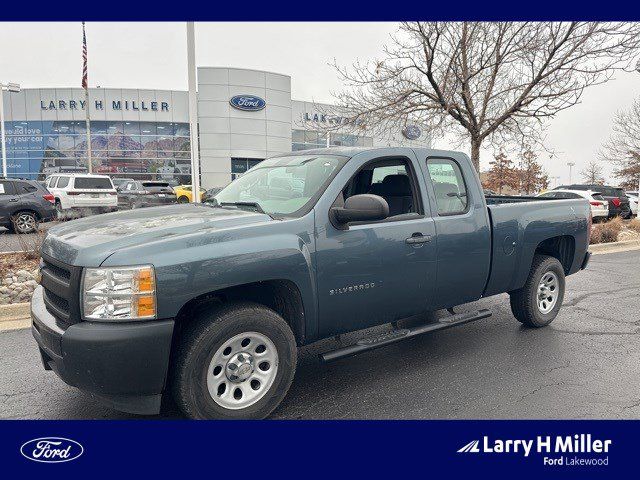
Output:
[[219, 201, 275, 219]]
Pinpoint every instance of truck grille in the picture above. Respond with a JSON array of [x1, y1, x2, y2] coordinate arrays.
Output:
[[40, 254, 83, 327]]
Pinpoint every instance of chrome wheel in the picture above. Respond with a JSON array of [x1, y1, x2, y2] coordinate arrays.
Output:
[[537, 271, 559, 314], [14, 213, 37, 233], [206, 332, 278, 410]]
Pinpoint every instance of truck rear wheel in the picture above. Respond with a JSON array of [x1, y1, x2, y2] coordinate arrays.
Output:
[[509, 254, 565, 328], [171, 302, 297, 419]]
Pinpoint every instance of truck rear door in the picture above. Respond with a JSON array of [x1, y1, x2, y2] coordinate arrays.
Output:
[[417, 153, 491, 309]]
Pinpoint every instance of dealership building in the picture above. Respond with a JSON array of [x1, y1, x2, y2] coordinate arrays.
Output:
[[1, 67, 431, 188]]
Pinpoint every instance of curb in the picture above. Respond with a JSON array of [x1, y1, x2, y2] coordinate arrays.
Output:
[[589, 239, 640, 255], [0, 302, 30, 322]]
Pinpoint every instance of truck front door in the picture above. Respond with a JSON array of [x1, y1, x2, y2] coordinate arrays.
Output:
[[314, 150, 437, 337]]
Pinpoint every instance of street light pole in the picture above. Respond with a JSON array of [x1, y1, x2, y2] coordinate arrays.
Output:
[[0, 82, 21, 178], [567, 162, 575, 184], [186, 22, 201, 203]]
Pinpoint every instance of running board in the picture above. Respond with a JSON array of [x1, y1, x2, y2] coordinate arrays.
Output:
[[319, 309, 492, 363]]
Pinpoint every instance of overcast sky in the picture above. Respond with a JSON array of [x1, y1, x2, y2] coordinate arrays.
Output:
[[1, 22, 639, 186]]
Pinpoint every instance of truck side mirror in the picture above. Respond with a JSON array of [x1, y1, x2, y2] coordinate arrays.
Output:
[[330, 194, 389, 227]]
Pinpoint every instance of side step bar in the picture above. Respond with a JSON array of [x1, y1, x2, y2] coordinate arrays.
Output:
[[319, 309, 492, 363]]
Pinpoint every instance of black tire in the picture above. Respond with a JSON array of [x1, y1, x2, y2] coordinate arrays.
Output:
[[509, 254, 565, 328], [178, 196, 189, 204], [11, 211, 39, 234], [55, 200, 64, 220], [171, 302, 297, 419]]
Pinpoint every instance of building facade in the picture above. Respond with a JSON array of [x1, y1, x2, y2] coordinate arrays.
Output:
[[1, 67, 431, 188]]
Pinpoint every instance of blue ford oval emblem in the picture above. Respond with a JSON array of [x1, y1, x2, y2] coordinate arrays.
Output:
[[20, 437, 83, 463], [402, 125, 422, 140], [229, 95, 266, 111]]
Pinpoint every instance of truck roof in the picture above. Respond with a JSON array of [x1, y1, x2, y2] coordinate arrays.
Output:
[[277, 146, 463, 159]]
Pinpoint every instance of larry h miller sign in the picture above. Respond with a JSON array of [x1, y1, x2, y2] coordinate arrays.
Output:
[[40, 99, 170, 112]]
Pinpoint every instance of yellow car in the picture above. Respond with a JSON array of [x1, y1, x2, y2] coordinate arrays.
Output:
[[173, 185, 205, 203]]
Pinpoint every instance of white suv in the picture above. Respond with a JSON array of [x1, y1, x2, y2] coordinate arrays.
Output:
[[537, 189, 609, 221], [45, 174, 118, 215]]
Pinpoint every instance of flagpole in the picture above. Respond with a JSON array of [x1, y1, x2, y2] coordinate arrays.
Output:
[[186, 22, 200, 202], [82, 22, 92, 173]]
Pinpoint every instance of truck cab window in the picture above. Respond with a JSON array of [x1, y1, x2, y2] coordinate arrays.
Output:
[[426, 158, 468, 215], [340, 158, 420, 218]]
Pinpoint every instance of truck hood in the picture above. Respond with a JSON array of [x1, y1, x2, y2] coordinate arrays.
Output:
[[41, 204, 273, 266]]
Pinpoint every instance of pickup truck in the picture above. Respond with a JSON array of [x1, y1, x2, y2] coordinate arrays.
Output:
[[31, 147, 591, 419]]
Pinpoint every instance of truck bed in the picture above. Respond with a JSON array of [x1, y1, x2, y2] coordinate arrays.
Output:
[[485, 195, 556, 205], [483, 198, 590, 297]]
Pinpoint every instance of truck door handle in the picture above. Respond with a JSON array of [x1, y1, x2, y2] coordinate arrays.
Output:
[[406, 234, 431, 244], [9, 198, 19, 203]]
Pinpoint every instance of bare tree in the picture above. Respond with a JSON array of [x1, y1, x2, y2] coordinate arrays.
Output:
[[580, 161, 605, 184], [334, 22, 640, 171], [600, 99, 640, 189], [518, 148, 549, 194], [485, 151, 519, 194]]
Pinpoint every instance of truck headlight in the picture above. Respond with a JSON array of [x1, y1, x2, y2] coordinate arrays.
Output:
[[82, 265, 156, 321]]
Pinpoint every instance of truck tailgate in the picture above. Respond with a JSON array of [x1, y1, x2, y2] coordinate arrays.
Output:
[[483, 199, 590, 297]]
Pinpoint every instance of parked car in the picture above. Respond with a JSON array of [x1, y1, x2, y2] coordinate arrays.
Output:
[[625, 191, 638, 217], [537, 189, 608, 221], [0, 178, 56, 233], [111, 177, 135, 190], [117, 181, 177, 209], [555, 184, 631, 218], [173, 184, 205, 203], [31, 147, 590, 419], [45, 174, 118, 216], [202, 187, 223, 203]]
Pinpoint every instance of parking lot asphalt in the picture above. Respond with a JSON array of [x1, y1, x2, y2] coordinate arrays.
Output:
[[0, 221, 57, 252], [0, 249, 639, 419]]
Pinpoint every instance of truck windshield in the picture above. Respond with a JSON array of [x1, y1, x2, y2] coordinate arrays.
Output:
[[212, 155, 347, 217]]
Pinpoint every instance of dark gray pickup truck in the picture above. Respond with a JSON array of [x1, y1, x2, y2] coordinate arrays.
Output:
[[31, 147, 591, 419]]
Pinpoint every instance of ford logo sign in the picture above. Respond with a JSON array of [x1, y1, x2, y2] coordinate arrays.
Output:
[[20, 437, 84, 463], [402, 125, 422, 140], [229, 95, 266, 111]]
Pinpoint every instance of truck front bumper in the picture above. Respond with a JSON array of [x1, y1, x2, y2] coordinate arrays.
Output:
[[31, 285, 174, 415]]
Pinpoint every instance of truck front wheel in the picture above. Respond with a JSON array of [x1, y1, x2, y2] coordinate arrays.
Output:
[[509, 254, 565, 328], [171, 302, 297, 419]]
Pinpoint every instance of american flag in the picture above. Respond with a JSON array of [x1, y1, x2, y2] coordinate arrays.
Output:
[[81, 22, 88, 90]]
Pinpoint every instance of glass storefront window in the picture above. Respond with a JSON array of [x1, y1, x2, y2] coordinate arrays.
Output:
[[70, 121, 85, 135], [3, 119, 190, 180], [123, 122, 140, 135], [292, 129, 371, 152], [139, 122, 157, 136], [292, 130, 305, 143], [175, 123, 190, 137], [107, 122, 124, 135], [156, 123, 174, 136], [231, 158, 263, 180], [91, 121, 108, 134]]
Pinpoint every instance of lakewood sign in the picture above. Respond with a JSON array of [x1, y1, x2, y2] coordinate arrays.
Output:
[[41, 100, 170, 112]]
